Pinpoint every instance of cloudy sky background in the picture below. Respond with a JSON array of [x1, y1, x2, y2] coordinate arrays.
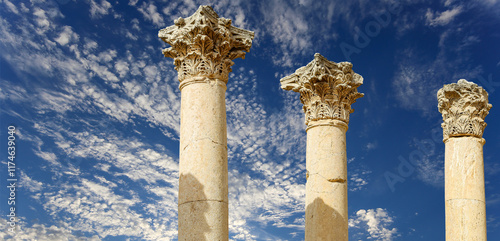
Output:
[[0, 0, 499, 240]]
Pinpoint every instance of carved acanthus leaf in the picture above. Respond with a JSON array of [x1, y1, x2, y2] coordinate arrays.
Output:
[[158, 5, 254, 83], [438, 79, 492, 140], [280, 53, 364, 126]]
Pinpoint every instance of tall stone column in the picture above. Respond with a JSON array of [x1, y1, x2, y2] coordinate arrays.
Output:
[[281, 53, 364, 241], [437, 79, 492, 241], [158, 6, 254, 240]]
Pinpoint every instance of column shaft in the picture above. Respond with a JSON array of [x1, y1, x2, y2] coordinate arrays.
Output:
[[305, 121, 348, 241], [445, 137, 486, 241], [437, 79, 491, 241], [280, 53, 363, 241], [158, 5, 253, 240], [178, 80, 228, 240]]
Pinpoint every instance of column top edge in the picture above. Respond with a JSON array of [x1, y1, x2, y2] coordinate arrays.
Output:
[[306, 119, 348, 132]]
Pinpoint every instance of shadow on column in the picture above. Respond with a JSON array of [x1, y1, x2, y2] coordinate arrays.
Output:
[[305, 197, 348, 240], [178, 173, 210, 241]]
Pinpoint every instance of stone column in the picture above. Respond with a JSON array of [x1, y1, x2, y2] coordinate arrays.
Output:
[[280, 53, 364, 241], [437, 79, 492, 241], [158, 6, 254, 240]]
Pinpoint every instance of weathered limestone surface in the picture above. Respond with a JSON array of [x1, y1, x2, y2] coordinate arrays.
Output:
[[306, 120, 348, 240], [281, 54, 363, 241], [438, 79, 492, 140], [159, 5, 254, 240], [179, 81, 228, 202], [444, 137, 486, 241], [438, 79, 491, 241], [159, 6, 253, 84], [281, 54, 364, 126], [178, 198, 228, 240]]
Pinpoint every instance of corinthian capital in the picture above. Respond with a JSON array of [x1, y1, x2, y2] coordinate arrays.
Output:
[[280, 53, 364, 126], [438, 79, 492, 140], [158, 5, 254, 84]]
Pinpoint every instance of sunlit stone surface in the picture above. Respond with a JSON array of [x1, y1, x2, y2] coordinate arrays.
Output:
[[438, 79, 492, 241], [281, 53, 363, 241], [159, 5, 254, 240]]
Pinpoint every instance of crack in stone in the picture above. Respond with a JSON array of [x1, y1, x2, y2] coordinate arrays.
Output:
[[180, 199, 227, 205], [182, 137, 227, 152], [446, 198, 485, 203]]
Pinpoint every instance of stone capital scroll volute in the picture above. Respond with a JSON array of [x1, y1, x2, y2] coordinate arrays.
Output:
[[158, 5, 254, 85], [280, 53, 364, 126], [438, 79, 492, 140]]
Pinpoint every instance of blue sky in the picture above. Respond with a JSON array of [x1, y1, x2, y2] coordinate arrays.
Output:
[[0, 0, 499, 240]]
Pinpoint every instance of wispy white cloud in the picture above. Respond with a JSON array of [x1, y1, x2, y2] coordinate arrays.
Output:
[[1, 0, 389, 239], [3, 0, 19, 14], [18, 118, 180, 239], [259, 0, 311, 66], [55, 26, 79, 46], [229, 170, 305, 238], [350, 170, 372, 191], [224, 65, 372, 237], [223, 68, 307, 237], [0, 3, 182, 238], [485, 162, 500, 176], [257, 0, 349, 67], [89, 0, 112, 18], [487, 215, 500, 230], [349, 208, 399, 241], [20, 171, 44, 193], [366, 141, 378, 150], [425, 6, 463, 26], [13, 63, 310, 239], [392, 55, 442, 114], [32, 120, 179, 184], [347, 157, 372, 192], [40, 178, 177, 239], [392, 36, 483, 115], [415, 155, 444, 187], [486, 193, 500, 206], [0, 0, 182, 136], [138, 1, 165, 27], [391, 1, 498, 115], [0, 218, 100, 241], [34, 150, 57, 163]]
